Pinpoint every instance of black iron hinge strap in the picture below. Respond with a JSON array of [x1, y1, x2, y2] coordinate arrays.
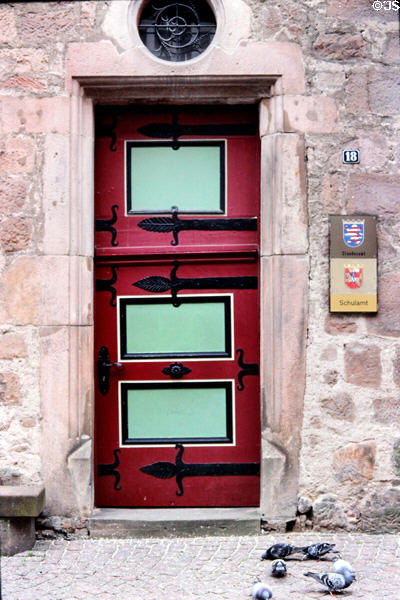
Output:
[[140, 443, 259, 496], [138, 207, 257, 246], [133, 261, 257, 306]]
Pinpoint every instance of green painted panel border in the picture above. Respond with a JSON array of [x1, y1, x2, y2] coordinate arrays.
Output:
[[120, 381, 234, 445], [119, 296, 232, 360], [125, 140, 226, 214]]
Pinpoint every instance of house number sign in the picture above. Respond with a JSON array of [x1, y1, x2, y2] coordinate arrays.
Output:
[[330, 215, 377, 312]]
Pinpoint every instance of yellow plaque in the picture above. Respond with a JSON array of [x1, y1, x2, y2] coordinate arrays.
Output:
[[330, 294, 377, 312]]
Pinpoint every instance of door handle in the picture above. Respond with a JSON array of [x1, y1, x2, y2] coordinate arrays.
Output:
[[97, 346, 123, 395]]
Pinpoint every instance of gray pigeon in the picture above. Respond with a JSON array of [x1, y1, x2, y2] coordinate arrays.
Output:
[[252, 582, 273, 599], [332, 557, 356, 587], [270, 559, 287, 577], [304, 571, 353, 593], [261, 542, 303, 560], [332, 557, 355, 575], [300, 542, 339, 559]]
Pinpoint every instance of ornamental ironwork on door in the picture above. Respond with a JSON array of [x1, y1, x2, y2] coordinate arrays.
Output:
[[94, 105, 260, 508]]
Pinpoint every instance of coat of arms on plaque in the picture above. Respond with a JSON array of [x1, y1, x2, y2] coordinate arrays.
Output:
[[344, 264, 363, 289], [343, 219, 364, 247]]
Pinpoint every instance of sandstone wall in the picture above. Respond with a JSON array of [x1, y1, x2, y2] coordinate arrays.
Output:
[[0, 0, 398, 527]]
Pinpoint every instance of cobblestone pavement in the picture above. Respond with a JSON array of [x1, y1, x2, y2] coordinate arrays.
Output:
[[2, 532, 399, 599]]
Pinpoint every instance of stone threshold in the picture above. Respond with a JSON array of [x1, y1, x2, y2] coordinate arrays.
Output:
[[89, 507, 261, 538]]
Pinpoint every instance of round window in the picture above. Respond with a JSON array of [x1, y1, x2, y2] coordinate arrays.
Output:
[[138, 1, 217, 62]]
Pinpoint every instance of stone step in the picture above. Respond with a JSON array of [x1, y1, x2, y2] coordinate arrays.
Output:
[[89, 507, 261, 538]]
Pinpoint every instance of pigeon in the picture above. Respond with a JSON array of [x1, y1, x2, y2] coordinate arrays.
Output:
[[299, 542, 339, 559], [252, 582, 273, 599], [270, 559, 287, 577], [332, 557, 355, 576], [304, 571, 354, 595], [261, 542, 304, 560]]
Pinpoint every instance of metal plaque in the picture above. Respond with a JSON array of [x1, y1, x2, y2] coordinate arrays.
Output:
[[330, 215, 377, 312]]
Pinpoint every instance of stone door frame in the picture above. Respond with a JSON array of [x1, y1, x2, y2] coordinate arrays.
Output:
[[43, 40, 308, 523]]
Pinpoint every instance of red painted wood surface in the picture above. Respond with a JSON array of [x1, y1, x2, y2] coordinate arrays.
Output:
[[94, 106, 260, 507]]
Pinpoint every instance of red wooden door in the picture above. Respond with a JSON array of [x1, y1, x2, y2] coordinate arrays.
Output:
[[94, 106, 260, 507]]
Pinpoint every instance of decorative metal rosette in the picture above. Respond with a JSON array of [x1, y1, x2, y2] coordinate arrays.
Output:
[[138, 0, 216, 62]]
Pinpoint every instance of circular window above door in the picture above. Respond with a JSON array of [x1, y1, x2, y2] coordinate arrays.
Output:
[[138, 0, 217, 62]]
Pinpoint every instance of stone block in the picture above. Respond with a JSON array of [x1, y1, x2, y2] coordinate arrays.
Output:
[[16, 3, 79, 44], [260, 255, 308, 519], [0, 518, 35, 556], [0, 97, 70, 134], [369, 68, 400, 116], [261, 134, 307, 255], [1, 75, 45, 92], [0, 372, 21, 406], [312, 493, 349, 529], [367, 273, 400, 338], [9, 48, 49, 74], [0, 485, 45, 517], [283, 95, 339, 134], [320, 392, 355, 421], [325, 315, 357, 335], [66, 40, 305, 95], [313, 34, 366, 59], [0, 217, 33, 252], [0, 333, 27, 359], [67, 437, 92, 516], [347, 173, 400, 216], [333, 442, 376, 483], [344, 342, 381, 389], [0, 7, 17, 43], [0, 178, 27, 216], [373, 397, 400, 424], [0, 136, 35, 175]]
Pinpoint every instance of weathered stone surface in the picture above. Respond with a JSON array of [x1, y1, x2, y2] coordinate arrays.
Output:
[[347, 174, 400, 216], [345, 70, 369, 114], [320, 392, 355, 421], [383, 31, 400, 65], [327, 0, 393, 20], [369, 68, 400, 116], [321, 173, 344, 213], [283, 95, 339, 133], [0, 333, 27, 359], [0, 137, 35, 174], [0, 517, 35, 556], [313, 34, 366, 59], [0, 485, 45, 517], [0, 372, 21, 406], [9, 48, 48, 74], [297, 496, 312, 514], [325, 315, 357, 335], [344, 343, 381, 388], [0, 97, 70, 134], [16, 3, 79, 43], [323, 369, 338, 385], [0, 217, 33, 252], [313, 493, 349, 529], [1, 75, 45, 92], [333, 442, 376, 483], [3, 257, 41, 325], [0, 178, 27, 216], [0, 7, 17, 43], [367, 273, 400, 338], [373, 397, 400, 424]]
